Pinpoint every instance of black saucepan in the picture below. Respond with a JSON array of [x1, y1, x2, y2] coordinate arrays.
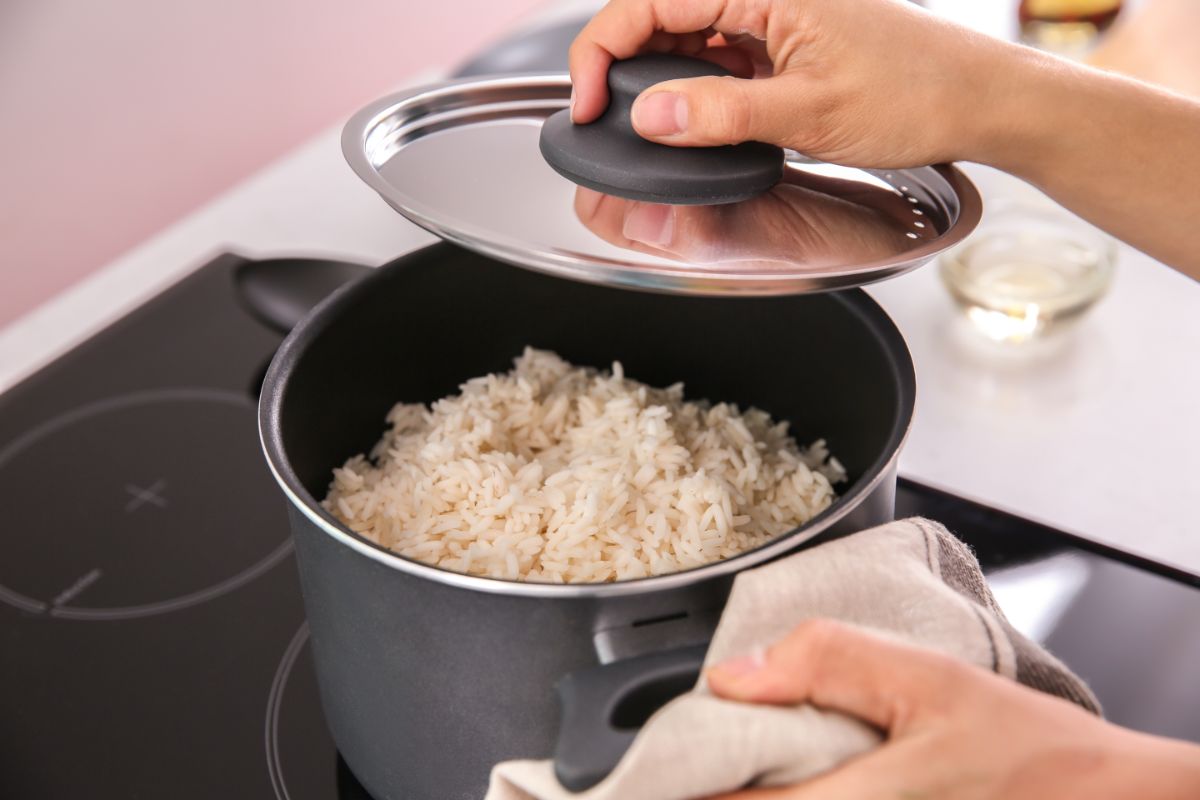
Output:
[[259, 242, 915, 800]]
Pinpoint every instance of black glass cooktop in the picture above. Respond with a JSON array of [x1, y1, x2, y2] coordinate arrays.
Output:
[[1, 254, 1197, 799]]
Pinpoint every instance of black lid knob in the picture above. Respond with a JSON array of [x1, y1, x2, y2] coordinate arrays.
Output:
[[539, 54, 785, 205]]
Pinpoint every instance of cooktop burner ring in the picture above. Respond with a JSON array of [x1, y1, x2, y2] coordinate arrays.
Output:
[[267, 623, 311, 800], [0, 387, 294, 621]]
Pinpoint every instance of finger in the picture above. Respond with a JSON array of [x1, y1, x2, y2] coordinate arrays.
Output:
[[706, 772, 878, 800], [574, 188, 722, 262], [668, 31, 712, 56], [708, 760, 919, 799], [693, 45, 756, 79], [708, 786, 800, 800], [643, 30, 709, 56], [705, 737, 931, 800], [707, 619, 972, 733], [722, 34, 774, 77], [574, 182, 900, 268], [569, 0, 766, 123], [630, 74, 796, 147], [574, 186, 762, 264]]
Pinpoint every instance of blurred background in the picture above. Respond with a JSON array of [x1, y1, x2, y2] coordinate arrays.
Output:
[[0, 0, 545, 326], [0, 0, 1195, 329]]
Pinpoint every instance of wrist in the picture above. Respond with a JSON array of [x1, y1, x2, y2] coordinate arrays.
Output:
[[1081, 728, 1200, 799], [956, 40, 1077, 181], [1127, 733, 1200, 798]]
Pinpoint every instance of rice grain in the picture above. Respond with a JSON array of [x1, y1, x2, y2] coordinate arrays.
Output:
[[324, 348, 844, 583]]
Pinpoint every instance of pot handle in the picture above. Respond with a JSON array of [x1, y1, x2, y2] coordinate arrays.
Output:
[[553, 644, 708, 792], [234, 257, 371, 333]]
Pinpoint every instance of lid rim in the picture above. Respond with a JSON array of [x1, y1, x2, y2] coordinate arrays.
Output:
[[342, 74, 983, 297]]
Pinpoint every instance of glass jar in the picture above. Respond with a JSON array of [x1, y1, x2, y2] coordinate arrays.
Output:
[[939, 202, 1117, 343]]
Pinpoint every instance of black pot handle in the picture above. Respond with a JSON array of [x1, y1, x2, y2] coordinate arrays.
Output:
[[553, 644, 709, 792], [234, 257, 371, 334]]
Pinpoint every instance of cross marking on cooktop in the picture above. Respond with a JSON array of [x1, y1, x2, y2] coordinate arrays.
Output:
[[52, 568, 103, 608], [124, 479, 168, 512]]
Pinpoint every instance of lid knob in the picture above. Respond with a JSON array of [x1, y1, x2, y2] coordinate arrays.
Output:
[[539, 54, 785, 205]]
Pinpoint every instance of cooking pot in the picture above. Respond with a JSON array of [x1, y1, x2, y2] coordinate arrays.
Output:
[[259, 241, 916, 799]]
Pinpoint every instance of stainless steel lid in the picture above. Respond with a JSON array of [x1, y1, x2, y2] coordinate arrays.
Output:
[[343, 74, 983, 296]]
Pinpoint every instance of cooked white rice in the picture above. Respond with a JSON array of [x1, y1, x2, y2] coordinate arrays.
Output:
[[324, 348, 844, 583]]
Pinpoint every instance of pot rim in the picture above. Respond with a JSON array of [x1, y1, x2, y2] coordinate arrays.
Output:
[[258, 243, 916, 598]]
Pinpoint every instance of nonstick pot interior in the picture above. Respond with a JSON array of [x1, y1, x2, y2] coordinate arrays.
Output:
[[266, 242, 915, 573]]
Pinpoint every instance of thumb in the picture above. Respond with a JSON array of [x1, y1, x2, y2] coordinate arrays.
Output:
[[630, 75, 791, 147], [706, 619, 974, 734]]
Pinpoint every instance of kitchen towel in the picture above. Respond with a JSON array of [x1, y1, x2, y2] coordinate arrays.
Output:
[[485, 517, 1100, 800]]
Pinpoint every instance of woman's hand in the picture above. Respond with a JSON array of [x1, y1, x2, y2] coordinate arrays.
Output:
[[568, 0, 1200, 275], [705, 620, 1200, 799], [568, 0, 1021, 169], [573, 171, 914, 268]]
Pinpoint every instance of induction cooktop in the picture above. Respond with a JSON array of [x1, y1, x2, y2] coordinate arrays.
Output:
[[1, 253, 1197, 799]]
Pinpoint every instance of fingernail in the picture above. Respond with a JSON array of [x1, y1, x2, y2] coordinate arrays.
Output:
[[632, 91, 687, 136], [623, 202, 675, 247], [569, 87, 577, 122], [713, 647, 766, 678]]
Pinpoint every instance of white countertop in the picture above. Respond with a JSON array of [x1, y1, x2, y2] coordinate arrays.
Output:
[[3, 13, 1198, 578], [870, 165, 1200, 576]]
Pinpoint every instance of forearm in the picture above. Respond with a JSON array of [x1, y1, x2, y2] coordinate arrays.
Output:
[[973, 44, 1200, 279]]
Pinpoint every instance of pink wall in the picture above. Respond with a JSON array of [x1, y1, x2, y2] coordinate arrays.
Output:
[[0, 0, 544, 326]]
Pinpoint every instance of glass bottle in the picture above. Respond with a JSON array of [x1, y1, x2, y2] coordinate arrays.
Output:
[[1019, 0, 1123, 58]]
